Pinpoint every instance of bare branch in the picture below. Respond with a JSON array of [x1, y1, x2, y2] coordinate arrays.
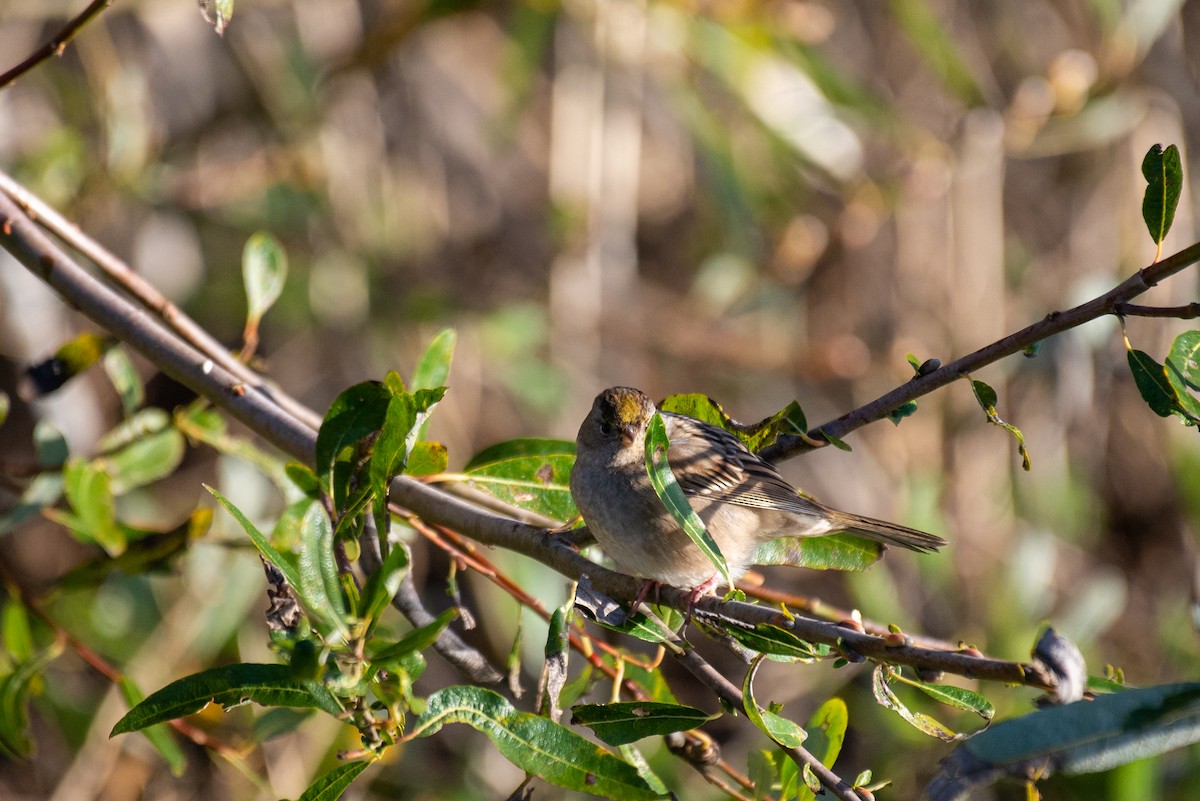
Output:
[[0, 0, 114, 90], [760, 244, 1200, 463], [1114, 302, 1200, 319]]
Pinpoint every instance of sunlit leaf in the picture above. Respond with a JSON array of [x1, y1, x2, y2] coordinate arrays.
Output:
[[658, 394, 807, 453], [405, 441, 448, 476], [743, 658, 807, 748], [571, 702, 716, 745], [297, 501, 349, 639], [103, 346, 143, 415], [61, 458, 124, 554], [315, 381, 391, 485], [0, 637, 64, 758], [645, 412, 731, 589], [749, 532, 884, 572], [871, 665, 960, 742], [461, 443, 577, 522], [111, 663, 341, 735], [795, 698, 847, 801], [296, 760, 372, 801], [411, 329, 456, 393], [242, 232, 287, 326], [1165, 330, 1200, 423], [407, 686, 663, 799], [101, 427, 186, 494]]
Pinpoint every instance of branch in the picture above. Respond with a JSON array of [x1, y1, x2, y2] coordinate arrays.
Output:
[[0, 169, 322, 431], [0, 0, 114, 90], [0, 189, 1061, 692], [1114, 302, 1200, 319], [760, 243, 1200, 462]]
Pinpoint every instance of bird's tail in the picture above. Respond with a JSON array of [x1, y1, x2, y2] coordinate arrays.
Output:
[[824, 507, 946, 553]]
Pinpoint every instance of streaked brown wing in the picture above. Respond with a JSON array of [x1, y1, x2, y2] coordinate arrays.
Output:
[[663, 413, 813, 514]]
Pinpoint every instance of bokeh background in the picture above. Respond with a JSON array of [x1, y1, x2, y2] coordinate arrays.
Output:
[[2, 0, 1200, 799]]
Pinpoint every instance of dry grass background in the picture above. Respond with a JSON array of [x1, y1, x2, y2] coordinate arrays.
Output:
[[1, 0, 1200, 798]]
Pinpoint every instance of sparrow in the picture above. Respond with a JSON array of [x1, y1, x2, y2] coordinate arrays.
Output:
[[569, 387, 945, 599]]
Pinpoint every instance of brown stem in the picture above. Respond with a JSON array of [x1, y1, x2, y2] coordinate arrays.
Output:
[[0, 0, 114, 90], [1113, 302, 1200, 319], [760, 242, 1200, 462]]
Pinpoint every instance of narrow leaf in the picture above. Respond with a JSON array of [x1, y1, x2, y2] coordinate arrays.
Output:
[[571, 702, 715, 745], [872, 665, 960, 741], [408, 686, 663, 800], [111, 663, 341, 735], [749, 532, 884, 571], [928, 682, 1200, 800], [315, 382, 391, 484], [645, 412, 731, 589], [297, 501, 349, 638], [296, 760, 372, 801], [411, 329, 456, 392], [743, 658, 807, 748], [206, 485, 303, 593], [465, 438, 576, 471], [103, 346, 144, 414]]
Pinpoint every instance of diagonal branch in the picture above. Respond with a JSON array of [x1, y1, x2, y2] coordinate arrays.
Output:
[[0, 0, 114, 90], [759, 243, 1200, 463], [0, 188, 1062, 693]]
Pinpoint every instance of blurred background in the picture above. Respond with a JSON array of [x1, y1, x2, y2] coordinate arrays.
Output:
[[2, 0, 1200, 798]]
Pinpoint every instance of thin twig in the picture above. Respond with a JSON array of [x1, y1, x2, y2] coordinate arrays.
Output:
[[1113, 302, 1200, 319], [0, 0, 114, 90], [0, 169, 322, 431], [760, 242, 1200, 462]]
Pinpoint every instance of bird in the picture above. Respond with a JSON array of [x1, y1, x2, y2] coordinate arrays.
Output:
[[569, 387, 945, 602]]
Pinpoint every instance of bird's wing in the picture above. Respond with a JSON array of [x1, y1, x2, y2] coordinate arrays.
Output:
[[663, 413, 814, 514]]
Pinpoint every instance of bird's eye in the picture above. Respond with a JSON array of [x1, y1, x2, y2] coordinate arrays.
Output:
[[598, 421, 613, 437]]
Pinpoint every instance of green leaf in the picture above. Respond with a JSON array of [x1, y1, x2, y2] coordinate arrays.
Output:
[[749, 532, 885, 572], [462, 446, 578, 522], [369, 608, 457, 670], [118, 677, 186, 776], [1140, 144, 1183, 246], [464, 438, 576, 470], [61, 458, 124, 555], [1165, 330, 1200, 423], [887, 400, 918, 425], [748, 749, 776, 800], [658, 394, 807, 453], [411, 328, 456, 392], [296, 761, 372, 801], [360, 543, 410, 630], [297, 501, 349, 639], [709, 622, 833, 662], [796, 698, 847, 801], [33, 421, 68, 469], [0, 473, 63, 536], [1128, 348, 1181, 419], [969, 379, 1031, 470], [242, 232, 287, 326], [0, 638, 64, 758], [405, 441, 449, 476], [206, 485, 303, 595], [409, 686, 663, 799], [103, 346, 144, 415], [315, 382, 392, 485], [930, 682, 1200, 800], [368, 389, 417, 535], [898, 675, 995, 721], [111, 663, 341, 735], [571, 702, 716, 745], [645, 412, 731, 588], [871, 665, 959, 741], [0, 391, 8, 428], [743, 658, 807, 748], [101, 427, 186, 494], [2, 600, 34, 662]]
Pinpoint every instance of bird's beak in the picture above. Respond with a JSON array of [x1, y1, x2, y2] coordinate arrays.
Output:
[[619, 423, 637, 448]]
